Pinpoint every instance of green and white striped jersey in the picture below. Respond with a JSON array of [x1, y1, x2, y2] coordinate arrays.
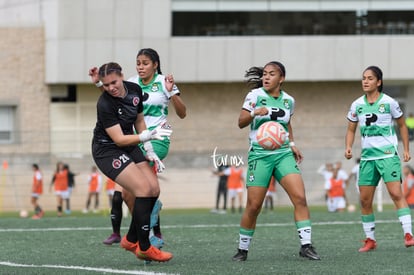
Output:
[[242, 88, 294, 153], [347, 93, 403, 160], [127, 74, 179, 130]]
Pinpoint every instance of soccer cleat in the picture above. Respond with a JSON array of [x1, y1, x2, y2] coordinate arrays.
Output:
[[232, 249, 248, 261], [404, 233, 414, 247], [120, 235, 138, 254], [103, 233, 121, 245], [31, 214, 41, 220], [150, 235, 164, 249], [299, 245, 321, 260], [136, 245, 173, 262], [358, 238, 376, 252]]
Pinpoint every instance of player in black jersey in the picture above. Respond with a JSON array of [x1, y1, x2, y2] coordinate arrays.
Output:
[[91, 62, 173, 262]]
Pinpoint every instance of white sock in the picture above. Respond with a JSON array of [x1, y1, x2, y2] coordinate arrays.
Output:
[[362, 222, 375, 240], [239, 234, 252, 251], [399, 215, 412, 235], [297, 226, 312, 246]]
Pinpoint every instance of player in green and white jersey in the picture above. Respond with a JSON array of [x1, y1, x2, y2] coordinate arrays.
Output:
[[345, 65, 414, 252], [232, 61, 320, 262]]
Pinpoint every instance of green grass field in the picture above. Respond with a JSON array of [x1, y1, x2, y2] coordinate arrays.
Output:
[[0, 206, 413, 274]]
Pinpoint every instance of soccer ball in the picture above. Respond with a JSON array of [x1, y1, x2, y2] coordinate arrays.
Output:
[[256, 121, 287, 150], [19, 210, 28, 218]]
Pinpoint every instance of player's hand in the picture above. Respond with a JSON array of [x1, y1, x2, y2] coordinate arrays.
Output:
[[138, 123, 173, 143], [291, 146, 303, 164], [143, 141, 166, 173], [165, 74, 180, 98], [88, 67, 100, 83], [344, 148, 352, 159], [403, 151, 411, 162]]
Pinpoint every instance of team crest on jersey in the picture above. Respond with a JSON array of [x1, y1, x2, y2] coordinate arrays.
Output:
[[112, 159, 122, 169], [283, 99, 290, 109], [248, 101, 256, 108], [132, 97, 140, 106], [378, 104, 385, 113], [151, 83, 159, 92], [248, 172, 255, 182]]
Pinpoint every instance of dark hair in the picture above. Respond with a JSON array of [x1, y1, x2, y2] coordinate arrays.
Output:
[[32, 163, 39, 170], [137, 48, 162, 75], [245, 61, 286, 89], [364, 65, 383, 92], [98, 62, 123, 78]]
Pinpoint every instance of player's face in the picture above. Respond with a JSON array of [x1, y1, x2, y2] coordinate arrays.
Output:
[[262, 64, 285, 92], [102, 73, 125, 98], [362, 70, 381, 93], [136, 54, 158, 82]]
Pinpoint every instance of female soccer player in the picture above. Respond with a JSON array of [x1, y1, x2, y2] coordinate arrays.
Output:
[[345, 65, 414, 252], [91, 62, 173, 262], [94, 48, 186, 247], [232, 61, 320, 261]]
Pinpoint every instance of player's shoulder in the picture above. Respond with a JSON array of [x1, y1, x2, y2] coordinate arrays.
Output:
[[126, 75, 138, 84], [280, 90, 294, 101]]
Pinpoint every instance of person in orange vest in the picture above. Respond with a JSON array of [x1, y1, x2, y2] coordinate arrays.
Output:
[[83, 166, 102, 213], [264, 176, 277, 211], [105, 177, 116, 208], [224, 165, 245, 213], [50, 161, 69, 217], [325, 168, 346, 212], [31, 163, 44, 219], [403, 165, 414, 209]]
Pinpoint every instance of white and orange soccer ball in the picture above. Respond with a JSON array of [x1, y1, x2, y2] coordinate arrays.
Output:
[[19, 209, 28, 218], [256, 121, 287, 150]]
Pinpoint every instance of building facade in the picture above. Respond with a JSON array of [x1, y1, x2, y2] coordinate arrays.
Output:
[[1, 0, 413, 210]]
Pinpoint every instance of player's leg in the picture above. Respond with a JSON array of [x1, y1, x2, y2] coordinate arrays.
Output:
[[83, 193, 92, 213], [279, 173, 319, 260], [116, 161, 172, 261], [386, 181, 414, 247], [103, 188, 123, 245]]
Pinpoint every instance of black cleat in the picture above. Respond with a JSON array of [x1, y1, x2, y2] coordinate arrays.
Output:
[[232, 249, 248, 261], [299, 244, 321, 260]]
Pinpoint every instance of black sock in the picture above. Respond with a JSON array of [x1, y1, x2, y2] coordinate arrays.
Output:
[[66, 199, 70, 211], [111, 191, 123, 235], [133, 197, 157, 251]]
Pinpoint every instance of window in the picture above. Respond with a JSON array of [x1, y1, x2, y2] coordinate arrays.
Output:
[[172, 10, 414, 36], [0, 106, 16, 144]]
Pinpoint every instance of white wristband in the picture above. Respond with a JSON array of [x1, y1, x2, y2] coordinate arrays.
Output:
[[95, 81, 103, 88], [250, 110, 255, 118], [289, 141, 295, 147]]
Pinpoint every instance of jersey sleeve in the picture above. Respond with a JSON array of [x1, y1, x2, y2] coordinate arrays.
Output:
[[241, 91, 257, 112], [390, 98, 403, 119], [347, 101, 358, 122]]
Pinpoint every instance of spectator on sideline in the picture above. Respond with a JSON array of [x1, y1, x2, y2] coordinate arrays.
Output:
[[31, 164, 44, 219], [82, 166, 102, 213], [50, 161, 69, 217], [403, 165, 414, 209]]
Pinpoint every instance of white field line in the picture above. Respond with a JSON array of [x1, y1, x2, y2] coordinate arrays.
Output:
[[0, 219, 397, 233], [0, 261, 177, 275]]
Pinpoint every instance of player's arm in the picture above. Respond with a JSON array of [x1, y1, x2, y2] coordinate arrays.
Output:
[[88, 67, 105, 92], [287, 120, 303, 164], [396, 115, 411, 162], [238, 107, 268, 128], [164, 74, 186, 118], [345, 120, 357, 159]]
